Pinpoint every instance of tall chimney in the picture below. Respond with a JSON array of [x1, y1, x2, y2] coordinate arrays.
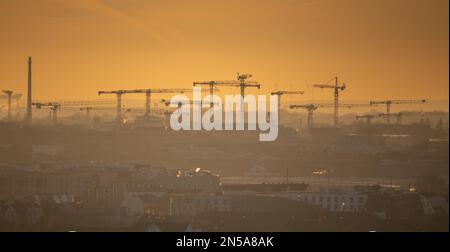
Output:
[[26, 56, 32, 123]]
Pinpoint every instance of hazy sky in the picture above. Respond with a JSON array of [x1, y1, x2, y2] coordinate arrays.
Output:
[[0, 0, 448, 109]]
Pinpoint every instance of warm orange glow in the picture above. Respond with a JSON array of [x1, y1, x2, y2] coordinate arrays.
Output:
[[0, 0, 448, 110]]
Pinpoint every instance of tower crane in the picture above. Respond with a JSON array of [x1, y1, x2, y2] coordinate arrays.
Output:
[[377, 113, 402, 124], [369, 99, 427, 124], [58, 100, 114, 123], [290, 103, 370, 129], [193, 73, 260, 111], [236, 73, 261, 99], [31, 100, 114, 124], [160, 99, 220, 122], [0, 93, 22, 108], [289, 104, 318, 129], [57, 100, 114, 123], [2, 90, 13, 121], [97, 90, 126, 122], [98, 88, 191, 122], [270, 90, 305, 113], [126, 88, 192, 117], [31, 102, 61, 124], [79, 106, 114, 123], [191, 80, 223, 108], [313, 76, 346, 127]]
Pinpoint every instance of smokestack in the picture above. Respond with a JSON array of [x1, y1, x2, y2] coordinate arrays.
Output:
[[26, 56, 32, 123]]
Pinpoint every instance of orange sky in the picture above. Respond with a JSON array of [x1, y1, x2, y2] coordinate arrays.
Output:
[[0, 0, 448, 110]]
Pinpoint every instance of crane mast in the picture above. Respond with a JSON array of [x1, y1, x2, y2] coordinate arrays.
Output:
[[136, 88, 192, 117], [192, 81, 217, 108], [98, 90, 126, 123], [0, 93, 22, 108], [289, 104, 318, 129], [313, 76, 346, 128]]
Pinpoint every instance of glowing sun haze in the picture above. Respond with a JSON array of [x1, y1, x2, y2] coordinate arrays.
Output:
[[0, 0, 448, 110]]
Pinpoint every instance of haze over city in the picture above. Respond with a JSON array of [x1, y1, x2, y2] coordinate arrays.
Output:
[[0, 0, 448, 110], [0, 0, 448, 235]]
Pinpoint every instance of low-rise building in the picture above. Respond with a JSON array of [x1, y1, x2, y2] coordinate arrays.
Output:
[[169, 193, 230, 216], [0, 164, 92, 200], [120, 191, 169, 219], [277, 188, 368, 213]]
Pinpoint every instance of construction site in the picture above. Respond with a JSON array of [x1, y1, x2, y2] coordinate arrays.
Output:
[[0, 57, 447, 178], [0, 58, 447, 232], [0, 0, 447, 233]]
